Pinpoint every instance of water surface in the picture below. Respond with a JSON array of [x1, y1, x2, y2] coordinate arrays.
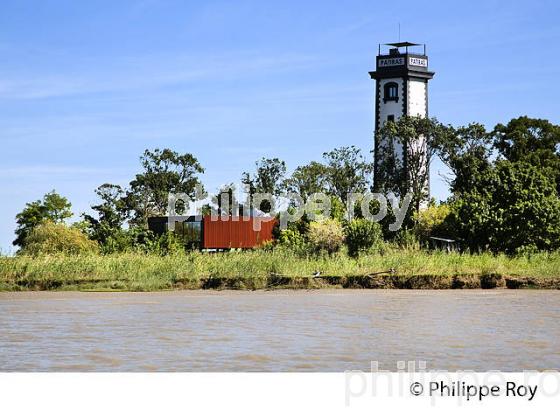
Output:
[[1, 290, 559, 371]]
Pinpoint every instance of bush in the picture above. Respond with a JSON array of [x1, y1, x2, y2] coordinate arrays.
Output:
[[276, 229, 310, 256], [147, 231, 186, 256], [99, 230, 134, 254], [393, 229, 420, 250], [307, 219, 345, 255], [259, 240, 275, 251], [345, 218, 383, 257], [413, 203, 452, 242], [278, 228, 307, 250], [329, 195, 346, 222], [125, 226, 157, 253], [22, 222, 99, 256]]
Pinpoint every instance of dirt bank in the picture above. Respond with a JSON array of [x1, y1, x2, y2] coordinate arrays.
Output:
[[3, 272, 559, 291]]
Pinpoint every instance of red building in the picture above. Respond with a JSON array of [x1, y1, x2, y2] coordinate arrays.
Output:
[[148, 216, 277, 249]]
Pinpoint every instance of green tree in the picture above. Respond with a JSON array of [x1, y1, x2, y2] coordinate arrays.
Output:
[[13, 191, 73, 248], [376, 116, 449, 213], [322, 146, 372, 206], [82, 183, 128, 246], [126, 148, 205, 226], [284, 161, 328, 201], [210, 183, 240, 216], [492, 116, 560, 194], [449, 161, 560, 254], [436, 123, 493, 195], [242, 157, 286, 213]]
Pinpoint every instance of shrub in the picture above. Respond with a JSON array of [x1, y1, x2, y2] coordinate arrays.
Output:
[[126, 226, 157, 253], [413, 203, 452, 242], [22, 222, 99, 256], [307, 219, 345, 255], [345, 218, 383, 257], [99, 230, 134, 254], [150, 232, 186, 256], [277, 228, 311, 256], [393, 229, 420, 250], [278, 228, 307, 249], [259, 240, 275, 251], [330, 195, 346, 222], [273, 216, 310, 240]]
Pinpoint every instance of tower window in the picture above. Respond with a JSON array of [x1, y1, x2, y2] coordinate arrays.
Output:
[[383, 82, 399, 103]]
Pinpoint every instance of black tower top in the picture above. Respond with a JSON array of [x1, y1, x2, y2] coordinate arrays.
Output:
[[369, 42, 434, 81]]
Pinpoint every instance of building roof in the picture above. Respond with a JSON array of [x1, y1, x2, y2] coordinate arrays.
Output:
[[429, 237, 456, 243], [385, 41, 421, 48]]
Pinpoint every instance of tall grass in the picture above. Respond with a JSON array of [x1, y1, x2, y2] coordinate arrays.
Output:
[[1, 248, 559, 291]]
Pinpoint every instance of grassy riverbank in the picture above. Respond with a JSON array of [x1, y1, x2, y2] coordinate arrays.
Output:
[[1, 249, 560, 291]]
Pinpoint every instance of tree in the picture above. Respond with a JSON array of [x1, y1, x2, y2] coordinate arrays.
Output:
[[210, 183, 240, 216], [21, 221, 98, 256], [14, 191, 73, 248], [376, 116, 449, 213], [492, 116, 560, 194], [435, 117, 560, 253], [83, 183, 128, 245], [126, 148, 205, 225], [242, 157, 286, 213], [322, 146, 373, 206], [449, 161, 560, 254], [284, 161, 328, 201], [435, 123, 493, 195]]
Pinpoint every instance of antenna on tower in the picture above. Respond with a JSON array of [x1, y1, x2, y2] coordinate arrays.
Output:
[[398, 23, 401, 42]]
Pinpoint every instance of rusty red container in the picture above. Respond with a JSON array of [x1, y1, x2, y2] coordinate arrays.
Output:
[[202, 217, 277, 249]]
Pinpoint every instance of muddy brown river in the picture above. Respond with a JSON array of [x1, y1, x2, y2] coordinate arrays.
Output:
[[0, 290, 559, 371]]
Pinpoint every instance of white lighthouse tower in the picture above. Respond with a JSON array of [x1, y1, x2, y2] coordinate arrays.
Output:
[[369, 42, 434, 195]]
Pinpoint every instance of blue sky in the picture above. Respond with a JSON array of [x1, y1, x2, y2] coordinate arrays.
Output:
[[1, 0, 559, 252]]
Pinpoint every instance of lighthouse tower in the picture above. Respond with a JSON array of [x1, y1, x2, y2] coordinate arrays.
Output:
[[369, 42, 434, 195]]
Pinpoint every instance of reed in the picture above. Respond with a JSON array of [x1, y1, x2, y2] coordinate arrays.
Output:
[[1, 248, 559, 291]]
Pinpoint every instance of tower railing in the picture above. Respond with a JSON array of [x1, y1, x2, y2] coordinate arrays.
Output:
[[378, 42, 426, 56]]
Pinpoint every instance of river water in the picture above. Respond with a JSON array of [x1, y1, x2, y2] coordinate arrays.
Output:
[[0, 290, 559, 371]]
